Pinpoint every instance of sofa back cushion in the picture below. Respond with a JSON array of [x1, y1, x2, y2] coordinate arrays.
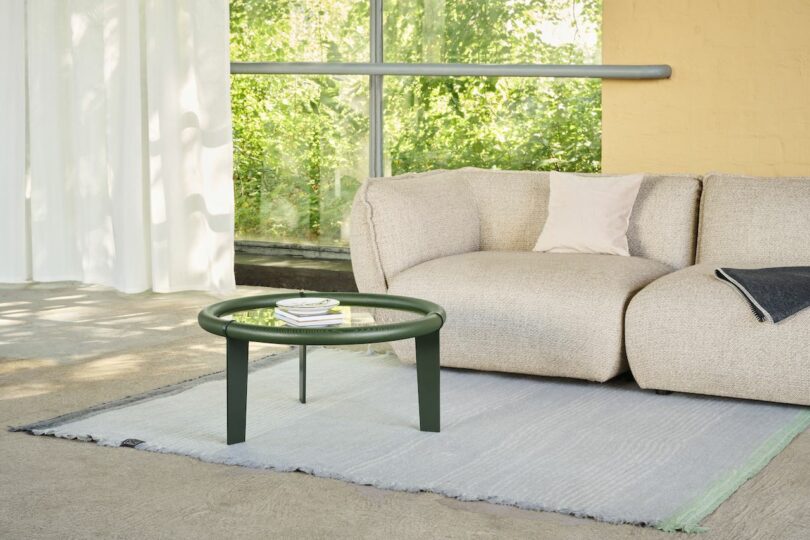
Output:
[[359, 169, 480, 281], [697, 174, 810, 266], [461, 168, 550, 251], [462, 168, 701, 269]]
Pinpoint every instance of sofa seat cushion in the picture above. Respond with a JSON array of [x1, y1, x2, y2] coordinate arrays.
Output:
[[626, 264, 810, 405], [385, 251, 672, 382]]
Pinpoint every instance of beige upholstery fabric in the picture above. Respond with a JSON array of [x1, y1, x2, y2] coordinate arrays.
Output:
[[461, 168, 701, 269], [352, 170, 480, 290], [349, 168, 698, 384], [626, 264, 810, 406], [350, 169, 700, 292], [697, 174, 810, 266], [349, 181, 388, 294], [625, 174, 702, 270], [385, 251, 672, 382], [462, 168, 550, 251]]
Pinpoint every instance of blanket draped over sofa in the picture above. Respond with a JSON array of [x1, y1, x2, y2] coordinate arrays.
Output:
[[715, 267, 810, 323]]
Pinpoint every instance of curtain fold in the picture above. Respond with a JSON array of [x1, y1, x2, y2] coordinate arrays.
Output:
[[0, 1, 29, 282], [0, 0, 235, 293]]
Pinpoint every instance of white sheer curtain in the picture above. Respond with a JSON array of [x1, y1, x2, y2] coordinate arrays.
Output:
[[0, 0, 235, 293]]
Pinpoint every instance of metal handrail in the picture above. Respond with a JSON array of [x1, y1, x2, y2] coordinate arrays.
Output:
[[231, 62, 672, 79]]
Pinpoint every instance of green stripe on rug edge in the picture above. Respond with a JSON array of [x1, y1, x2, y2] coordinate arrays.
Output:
[[657, 408, 810, 533]]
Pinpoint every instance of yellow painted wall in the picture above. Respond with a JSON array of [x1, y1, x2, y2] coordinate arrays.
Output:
[[602, 0, 810, 176]]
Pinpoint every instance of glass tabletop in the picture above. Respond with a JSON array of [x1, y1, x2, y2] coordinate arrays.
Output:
[[224, 306, 420, 329]]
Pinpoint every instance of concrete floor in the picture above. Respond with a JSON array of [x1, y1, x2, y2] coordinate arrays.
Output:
[[1, 283, 809, 539]]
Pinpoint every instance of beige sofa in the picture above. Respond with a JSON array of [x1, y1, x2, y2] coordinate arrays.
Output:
[[351, 167, 702, 382], [626, 174, 810, 406], [350, 168, 810, 406]]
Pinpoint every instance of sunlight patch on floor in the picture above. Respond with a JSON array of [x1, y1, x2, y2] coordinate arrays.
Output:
[[0, 382, 61, 400], [70, 355, 146, 381], [0, 358, 59, 376], [0, 301, 31, 308], [47, 295, 88, 301]]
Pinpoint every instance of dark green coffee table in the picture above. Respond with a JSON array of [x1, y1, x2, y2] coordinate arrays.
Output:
[[198, 292, 446, 444]]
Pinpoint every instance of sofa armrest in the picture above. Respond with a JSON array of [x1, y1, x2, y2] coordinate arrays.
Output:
[[350, 170, 481, 293], [350, 183, 388, 294]]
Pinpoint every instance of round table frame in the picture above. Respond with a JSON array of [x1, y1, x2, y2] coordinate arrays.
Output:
[[198, 292, 446, 444]]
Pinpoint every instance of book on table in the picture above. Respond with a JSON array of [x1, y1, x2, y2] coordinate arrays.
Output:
[[274, 307, 344, 327]]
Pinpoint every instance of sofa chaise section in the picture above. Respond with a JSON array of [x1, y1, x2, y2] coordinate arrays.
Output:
[[351, 168, 702, 382], [388, 251, 671, 381], [626, 174, 810, 405]]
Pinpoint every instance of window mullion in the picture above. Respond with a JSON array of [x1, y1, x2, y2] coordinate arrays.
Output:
[[369, 0, 384, 178]]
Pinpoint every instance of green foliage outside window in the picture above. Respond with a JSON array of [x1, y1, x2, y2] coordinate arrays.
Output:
[[230, 0, 601, 246]]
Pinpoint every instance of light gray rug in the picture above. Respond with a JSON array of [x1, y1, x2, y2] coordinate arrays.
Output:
[[14, 348, 810, 532]]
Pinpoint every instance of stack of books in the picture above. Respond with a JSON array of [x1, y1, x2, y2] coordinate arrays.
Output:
[[274, 297, 344, 327]]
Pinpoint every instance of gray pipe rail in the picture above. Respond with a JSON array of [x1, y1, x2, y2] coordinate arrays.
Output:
[[231, 62, 672, 79]]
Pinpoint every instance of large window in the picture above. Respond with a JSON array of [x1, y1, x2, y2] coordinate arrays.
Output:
[[231, 0, 602, 247]]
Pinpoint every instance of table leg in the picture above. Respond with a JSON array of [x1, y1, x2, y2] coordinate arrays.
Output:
[[415, 331, 440, 432], [299, 345, 307, 404], [226, 338, 249, 445]]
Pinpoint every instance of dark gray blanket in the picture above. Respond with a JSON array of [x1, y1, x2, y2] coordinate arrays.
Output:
[[715, 267, 810, 323]]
